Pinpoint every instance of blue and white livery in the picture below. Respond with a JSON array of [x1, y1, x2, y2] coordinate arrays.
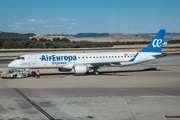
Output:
[[8, 29, 166, 75]]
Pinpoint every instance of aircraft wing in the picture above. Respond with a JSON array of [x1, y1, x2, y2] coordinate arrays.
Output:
[[85, 61, 128, 68]]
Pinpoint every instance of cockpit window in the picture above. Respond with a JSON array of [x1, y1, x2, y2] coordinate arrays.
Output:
[[16, 57, 25, 60]]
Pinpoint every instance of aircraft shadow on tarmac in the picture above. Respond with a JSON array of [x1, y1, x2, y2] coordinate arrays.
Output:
[[41, 67, 166, 77], [74, 67, 163, 76]]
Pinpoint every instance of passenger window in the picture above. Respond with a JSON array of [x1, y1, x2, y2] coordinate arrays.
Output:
[[78, 57, 80, 59], [100, 56, 101, 58], [93, 56, 95, 58], [90, 56, 91, 58], [86, 56, 88, 58], [82, 57, 84, 59], [97, 56, 98, 58], [112, 56, 113, 58], [109, 56, 110, 58]]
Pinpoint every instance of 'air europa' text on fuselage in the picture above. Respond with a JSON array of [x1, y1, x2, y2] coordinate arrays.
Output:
[[41, 55, 77, 62]]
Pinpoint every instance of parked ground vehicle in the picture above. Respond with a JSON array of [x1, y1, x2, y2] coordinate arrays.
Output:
[[1, 69, 29, 79]]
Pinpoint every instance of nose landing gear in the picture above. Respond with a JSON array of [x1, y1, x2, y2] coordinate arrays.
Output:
[[24, 69, 29, 72]]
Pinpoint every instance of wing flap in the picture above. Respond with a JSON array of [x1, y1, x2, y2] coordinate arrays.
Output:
[[88, 61, 128, 67]]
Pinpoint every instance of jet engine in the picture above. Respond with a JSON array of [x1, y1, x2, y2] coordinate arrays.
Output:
[[72, 65, 89, 74], [58, 68, 72, 72]]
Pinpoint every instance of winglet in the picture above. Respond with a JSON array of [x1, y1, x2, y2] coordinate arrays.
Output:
[[139, 29, 166, 53]]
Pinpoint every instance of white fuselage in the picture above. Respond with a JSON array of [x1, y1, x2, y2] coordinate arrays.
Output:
[[8, 51, 160, 70]]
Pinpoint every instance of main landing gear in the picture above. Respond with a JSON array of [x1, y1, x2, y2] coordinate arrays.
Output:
[[86, 67, 99, 75], [93, 69, 99, 75]]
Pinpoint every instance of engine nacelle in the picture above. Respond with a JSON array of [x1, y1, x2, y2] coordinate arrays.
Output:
[[73, 65, 89, 74], [58, 68, 72, 72]]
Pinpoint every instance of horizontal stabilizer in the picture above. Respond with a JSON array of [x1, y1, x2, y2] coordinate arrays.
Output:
[[152, 53, 167, 58]]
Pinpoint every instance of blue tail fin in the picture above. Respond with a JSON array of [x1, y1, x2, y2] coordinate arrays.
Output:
[[139, 29, 165, 53]]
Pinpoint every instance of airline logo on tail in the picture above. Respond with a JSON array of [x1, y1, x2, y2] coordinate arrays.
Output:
[[139, 29, 165, 53], [152, 39, 162, 47]]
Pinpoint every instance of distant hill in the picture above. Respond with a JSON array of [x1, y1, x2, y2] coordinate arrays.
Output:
[[73, 32, 180, 38], [74, 33, 127, 37], [128, 33, 180, 38], [1, 31, 180, 40], [0, 31, 35, 39]]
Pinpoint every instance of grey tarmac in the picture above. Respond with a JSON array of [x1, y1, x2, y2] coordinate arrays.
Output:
[[0, 53, 180, 120]]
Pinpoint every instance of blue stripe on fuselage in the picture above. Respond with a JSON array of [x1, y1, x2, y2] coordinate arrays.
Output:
[[129, 53, 138, 62]]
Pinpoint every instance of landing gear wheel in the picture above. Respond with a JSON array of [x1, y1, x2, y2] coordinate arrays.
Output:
[[94, 71, 99, 75], [86, 71, 89, 74]]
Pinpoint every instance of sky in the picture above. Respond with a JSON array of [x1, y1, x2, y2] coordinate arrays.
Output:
[[0, 0, 180, 34]]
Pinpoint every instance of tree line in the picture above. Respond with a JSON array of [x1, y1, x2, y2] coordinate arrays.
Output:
[[0, 38, 114, 49], [0, 37, 158, 49], [0, 31, 35, 39]]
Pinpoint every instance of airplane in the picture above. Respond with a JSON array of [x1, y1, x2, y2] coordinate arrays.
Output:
[[8, 29, 166, 75]]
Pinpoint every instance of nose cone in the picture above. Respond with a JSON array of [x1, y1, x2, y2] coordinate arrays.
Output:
[[8, 62, 14, 68], [8, 63, 12, 68]]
